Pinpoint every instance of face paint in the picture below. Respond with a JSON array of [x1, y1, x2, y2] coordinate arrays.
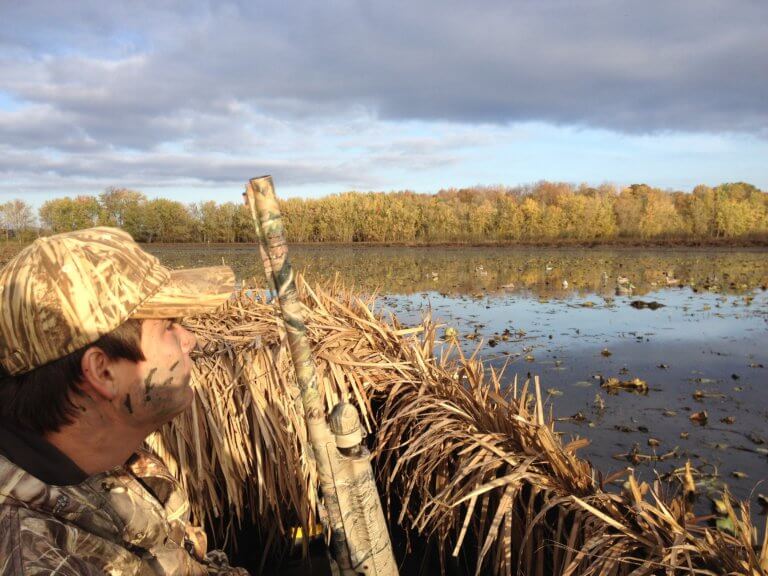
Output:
[[117, 319, 197, 429], [143, 367, 157, 402]]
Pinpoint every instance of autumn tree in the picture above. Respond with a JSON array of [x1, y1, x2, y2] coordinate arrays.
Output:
[[492, 196, 523, 241], [519, 197, 544, 239], [639, 188, 684, 238], [559, 193, 607, 240], [613, 185, 647, 237], [32, 181, 767, 244], [98, 187, 146, 238], [714, 183, 767, 237], [281, 198, 315, 242], [0, 199, 36, 241], [193, 201, 226, 243], [134, 199, 194, 243], [39, 196, 100, 233]]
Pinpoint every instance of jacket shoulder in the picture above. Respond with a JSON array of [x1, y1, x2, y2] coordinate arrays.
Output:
[[0, 503, 140, 576]]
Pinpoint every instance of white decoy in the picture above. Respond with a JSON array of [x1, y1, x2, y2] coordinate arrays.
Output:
[[665, 271, 680, 285]]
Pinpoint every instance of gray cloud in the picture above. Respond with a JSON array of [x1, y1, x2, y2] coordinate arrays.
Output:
[[0, 145, 356, 181], [0, 0, 766, 194], [3, 1, 766, 138]]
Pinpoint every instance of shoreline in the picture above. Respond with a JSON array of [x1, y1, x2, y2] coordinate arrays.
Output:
[[3, 239, 767, 270], [139, 238, 768, 249]]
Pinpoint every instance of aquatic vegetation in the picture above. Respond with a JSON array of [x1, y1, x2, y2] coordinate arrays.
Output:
[[601, 376, 649, 394], [374, 337, 767, 574]]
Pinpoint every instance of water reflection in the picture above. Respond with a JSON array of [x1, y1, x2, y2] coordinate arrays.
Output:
[[146, 244, 768, 297]]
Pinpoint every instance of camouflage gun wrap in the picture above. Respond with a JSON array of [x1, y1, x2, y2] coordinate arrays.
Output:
[[244, 176, 398, 576]]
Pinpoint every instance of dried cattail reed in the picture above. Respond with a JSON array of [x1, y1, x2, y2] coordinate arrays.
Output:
[[147, 275, 766, 574]]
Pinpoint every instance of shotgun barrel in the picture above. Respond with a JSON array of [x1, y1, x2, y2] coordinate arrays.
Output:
[[244, 176, 398, 576]]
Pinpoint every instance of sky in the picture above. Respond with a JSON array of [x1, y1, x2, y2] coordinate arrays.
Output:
[[1, 0, 767, 207]]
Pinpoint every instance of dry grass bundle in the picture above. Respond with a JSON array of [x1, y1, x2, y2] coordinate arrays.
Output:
[[147, 275, 767, 574], [375, 332, 768, 575], [145, 276, 421, 550]]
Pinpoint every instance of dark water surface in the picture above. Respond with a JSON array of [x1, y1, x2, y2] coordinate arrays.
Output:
[[147, 244, 768, 515]]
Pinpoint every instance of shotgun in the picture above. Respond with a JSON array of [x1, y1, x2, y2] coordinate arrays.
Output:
[[244, 176, 398, 576]]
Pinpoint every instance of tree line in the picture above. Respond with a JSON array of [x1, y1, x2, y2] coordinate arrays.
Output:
[[3, 181, 767, 244]]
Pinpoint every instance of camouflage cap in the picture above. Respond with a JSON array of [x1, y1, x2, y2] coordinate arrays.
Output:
[[0, 227, 235, 375]]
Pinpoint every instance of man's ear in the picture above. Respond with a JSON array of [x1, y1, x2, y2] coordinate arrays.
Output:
[[80, 347, 119, 401]]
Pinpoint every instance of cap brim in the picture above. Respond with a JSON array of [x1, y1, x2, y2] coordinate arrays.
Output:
[[131, 265, 235, 319]]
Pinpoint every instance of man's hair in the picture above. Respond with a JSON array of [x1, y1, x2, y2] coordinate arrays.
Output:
[[0, 319, 145, 435]]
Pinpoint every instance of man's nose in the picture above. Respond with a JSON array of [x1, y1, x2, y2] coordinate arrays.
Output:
[[178, 325, 197, 354]]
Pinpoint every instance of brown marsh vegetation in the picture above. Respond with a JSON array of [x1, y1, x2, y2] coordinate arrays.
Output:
[[160, 276, 768, 575]]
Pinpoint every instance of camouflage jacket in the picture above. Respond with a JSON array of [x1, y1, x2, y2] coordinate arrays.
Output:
[[0, 449, 249, 575]]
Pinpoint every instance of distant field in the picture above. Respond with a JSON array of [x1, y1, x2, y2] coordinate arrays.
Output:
[[0, 242, 24, 266]]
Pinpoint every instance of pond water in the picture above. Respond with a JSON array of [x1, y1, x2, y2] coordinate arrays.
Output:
[[147, 244, 768, 515]]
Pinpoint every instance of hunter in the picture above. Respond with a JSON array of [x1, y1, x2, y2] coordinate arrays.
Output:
[[0, 227, 249, 575]]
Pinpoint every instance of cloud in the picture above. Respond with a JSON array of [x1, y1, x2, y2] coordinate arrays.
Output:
[[0, 145, 362, 187], [0, 0, 765, 197], [3, 1, 766, 136]]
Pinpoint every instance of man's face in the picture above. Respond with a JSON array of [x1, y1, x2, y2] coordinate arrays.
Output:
[[114, 318, 197, 431]]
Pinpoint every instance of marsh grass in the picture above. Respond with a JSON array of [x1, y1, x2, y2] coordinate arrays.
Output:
[[150, 275, 767, 574]]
